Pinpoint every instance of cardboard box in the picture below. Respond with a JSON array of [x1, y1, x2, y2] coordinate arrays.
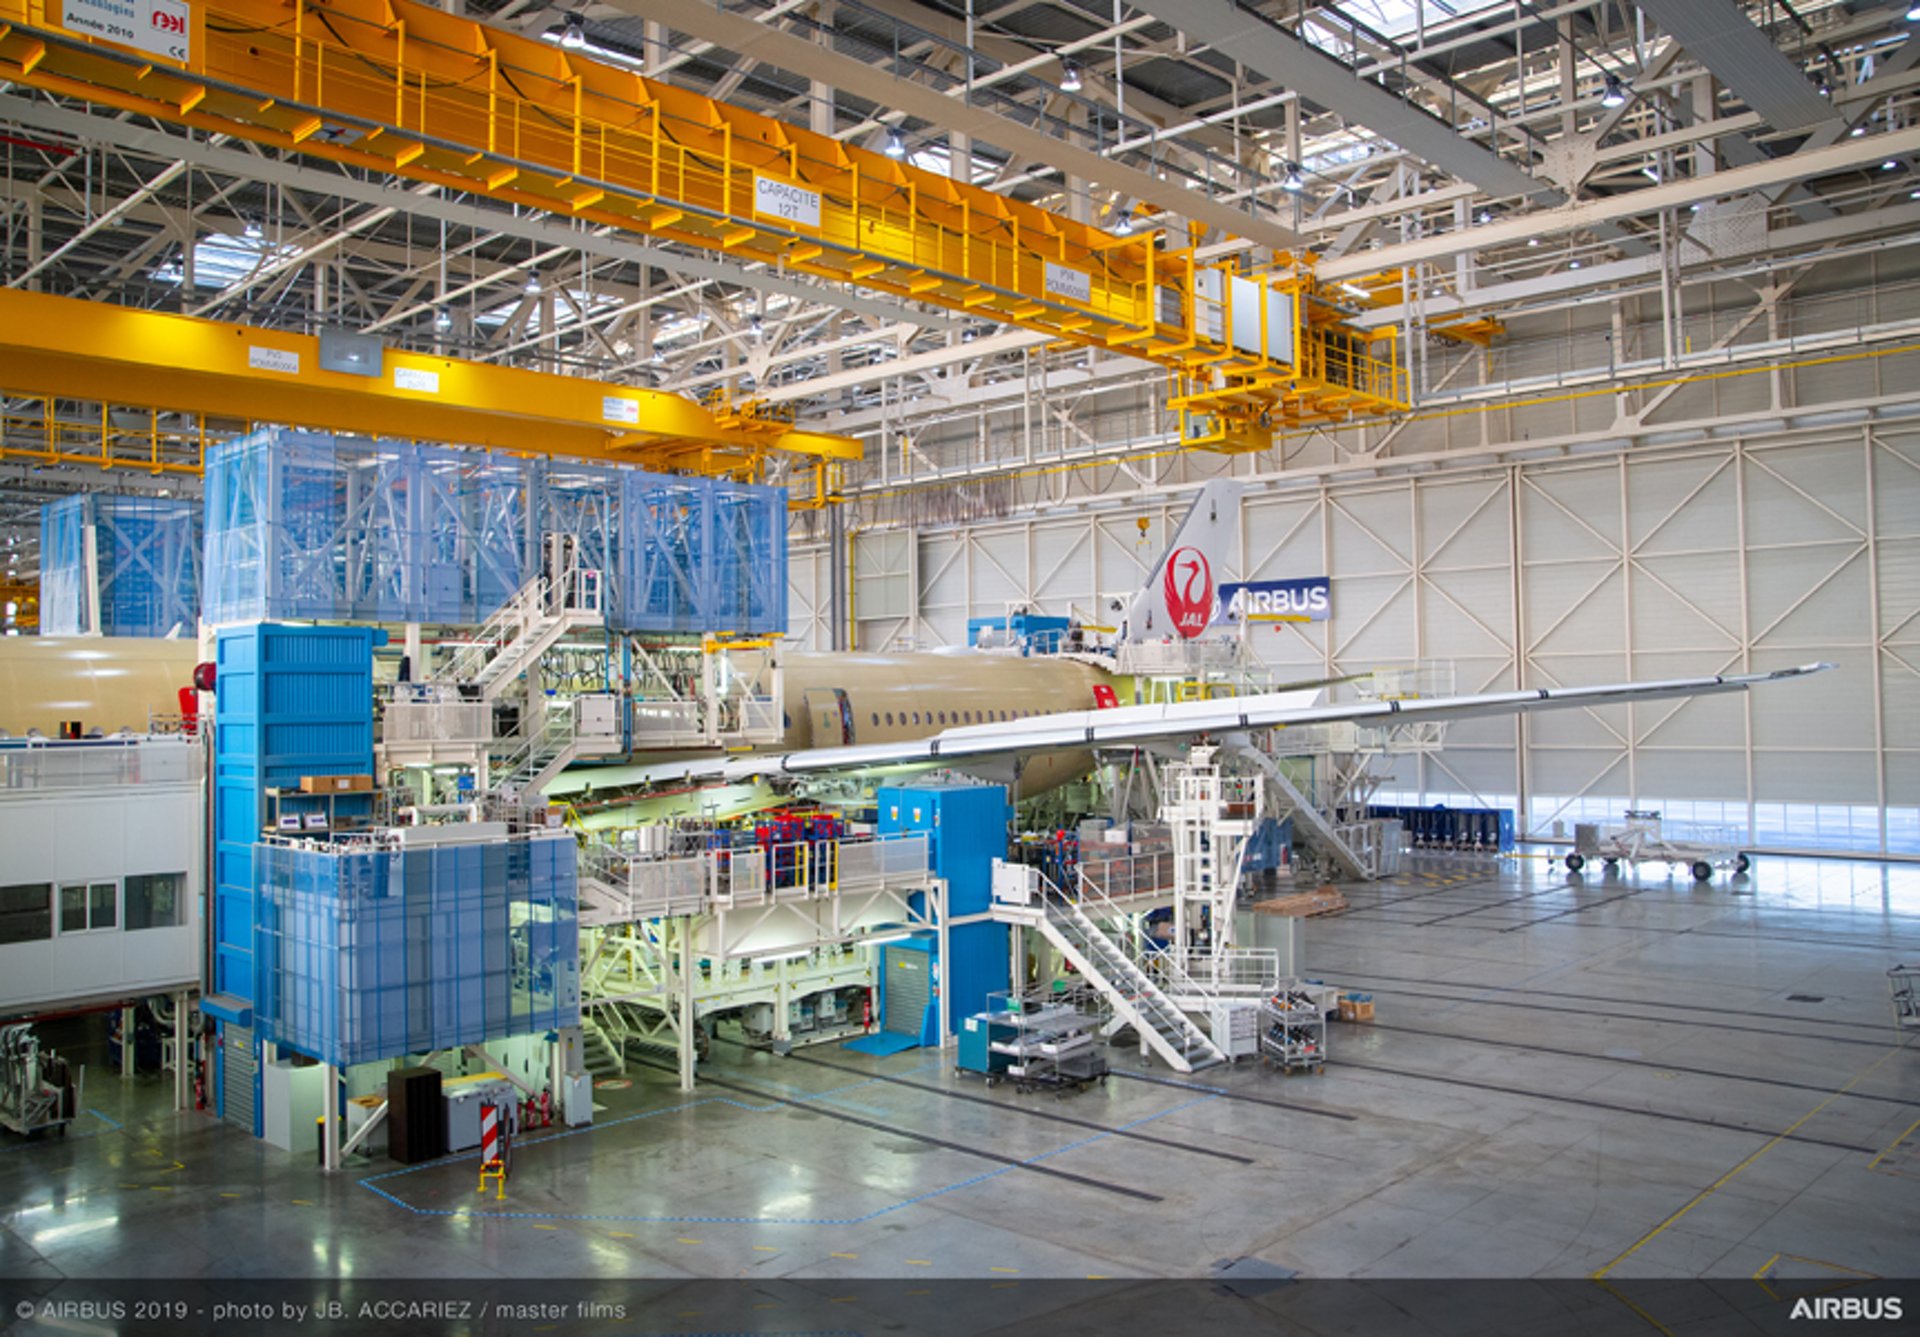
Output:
[[299, 774, 374, 794]]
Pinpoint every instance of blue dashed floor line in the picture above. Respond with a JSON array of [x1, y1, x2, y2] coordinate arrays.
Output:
[[359, 1068, 1217, 1228]]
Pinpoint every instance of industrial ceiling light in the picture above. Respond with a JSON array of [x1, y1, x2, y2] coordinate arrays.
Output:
[[560, 12, 586, 50], [1060, 59, 1081, 93], [1113, 209, 1134, 235], [1281, 162, 1304, 192], [242, 217, 263, 240], [1527, 236, 1540, 247], [432, 306, 452, 332], [1600, 73, 1627, 108], [1885, 159, 1900, 170], [1909, 3, 1920, 20], [885, 127, 906, 159], [525, 272, 541, 294]]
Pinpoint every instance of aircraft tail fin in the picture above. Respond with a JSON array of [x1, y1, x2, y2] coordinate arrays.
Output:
[[1121, 480, 1241, 643]]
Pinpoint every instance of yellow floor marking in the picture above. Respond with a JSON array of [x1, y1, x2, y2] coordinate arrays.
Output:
[[608, 1232, 635, 1239], [991, 1282, 1018, 1290], [752, 1245, 779, 1253], [989, 1266, 1020, 1274], [1086, 1274, 1112, 1280], [532, 1224, 558, 1231], [904, 1259, 931, 1266], [1593, 1042, 1912, 1280], [290, 1199, 311, 1205], [829, 1251, 858, 1259], [218, 1192, 244, 1199], [830, 1296, 856, 1304], [1753, 1252, 1880, 1303], [1866, 1116, 1920, 1173], [676, 1237, 702, 1245]]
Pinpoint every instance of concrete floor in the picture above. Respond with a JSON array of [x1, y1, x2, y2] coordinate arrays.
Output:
[[4, 852, 1917, 1291]]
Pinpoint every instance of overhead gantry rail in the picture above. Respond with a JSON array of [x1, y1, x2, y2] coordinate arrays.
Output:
[[0, 0, 1408, 450], [0, 289, 861, 475]]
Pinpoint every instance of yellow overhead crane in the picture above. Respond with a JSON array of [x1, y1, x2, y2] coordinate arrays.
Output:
[[0, 0, 1408, 454], [0, 288, 860, 476]]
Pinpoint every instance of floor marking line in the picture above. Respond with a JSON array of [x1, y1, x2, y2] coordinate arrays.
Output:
[[1592, 1041, 1912, 1280], [1865, 1115, 1920, 1172]]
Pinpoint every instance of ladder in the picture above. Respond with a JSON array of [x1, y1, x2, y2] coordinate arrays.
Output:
[[998, 872, 1226, 1074]]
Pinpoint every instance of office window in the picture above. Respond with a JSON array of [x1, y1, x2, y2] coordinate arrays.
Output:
[[59, 881, 118, 933], [0, 883, 52, 945], [125, 872, 188, 930]]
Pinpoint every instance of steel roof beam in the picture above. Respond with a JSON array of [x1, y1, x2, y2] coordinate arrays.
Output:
[[1634, 0, 1839, 133], [1126, 0, 1558, 202]]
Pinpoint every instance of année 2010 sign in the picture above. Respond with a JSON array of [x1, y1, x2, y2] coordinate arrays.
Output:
[[1215, 577, 1331, 623], [62, 0, 191, 63]]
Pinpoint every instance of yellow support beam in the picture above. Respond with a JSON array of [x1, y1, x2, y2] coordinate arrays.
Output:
[[0, 0, 1408, 444], [0, 290, 862, 471]]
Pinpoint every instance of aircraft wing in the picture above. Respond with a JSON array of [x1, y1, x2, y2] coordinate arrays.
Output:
[[622, 662, 1833, 789]]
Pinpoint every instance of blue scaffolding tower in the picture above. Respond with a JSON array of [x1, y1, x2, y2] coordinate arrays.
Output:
[[39, 494, 200, 637]]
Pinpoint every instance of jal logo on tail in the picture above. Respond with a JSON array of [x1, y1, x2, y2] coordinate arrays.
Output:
[[1163, 546, 1214, 639]]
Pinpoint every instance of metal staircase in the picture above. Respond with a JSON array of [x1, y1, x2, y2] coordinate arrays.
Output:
[[998, 872, 1226, 1074], [490, 694, 623, 800], [436, 538, 605, 701]]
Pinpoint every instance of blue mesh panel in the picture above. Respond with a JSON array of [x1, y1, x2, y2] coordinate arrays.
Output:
[[204, 428, 535, 625], [709, 481, 788, 635], [40, 494, 199, 637], [254, 833, 578, 1067], [622, 472, 709, 632]]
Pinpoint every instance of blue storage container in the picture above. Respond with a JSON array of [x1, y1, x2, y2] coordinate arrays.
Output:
[[878, 783, 1012, 1034]]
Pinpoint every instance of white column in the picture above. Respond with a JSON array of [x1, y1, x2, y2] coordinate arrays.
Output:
[[319, 1062, 340, 1171], [677, 919, 696, 1092]]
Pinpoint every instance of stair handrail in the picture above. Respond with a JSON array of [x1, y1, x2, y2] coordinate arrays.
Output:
[[1045, 871, 1217, 1036], [495, 698, 576, 789], [438, 572, 554, 685]]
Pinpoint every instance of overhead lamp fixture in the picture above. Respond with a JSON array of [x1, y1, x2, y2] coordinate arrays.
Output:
[[1113, 209, 1134, 235], [1476, 209, 1492, 224], [432, 306, 452, 332], [525, 272, 541, 294], [560, 12, 586, 50], [1885, 159, 1900, 170], [1281, 162, 1304, 192], [1641, 164, 1660, 182], [1600, 73, 1627, 108], [242, 217, 263, 240], [1569, 259, 1582, 269], [1527, 236, 1540, 248], [1909, 3, 1920, 20], [1060, 59, 1081, 93], [884, 127, 906, 159]]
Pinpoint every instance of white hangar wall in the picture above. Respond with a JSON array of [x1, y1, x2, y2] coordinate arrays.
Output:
[[792, 422, 1920, 858]]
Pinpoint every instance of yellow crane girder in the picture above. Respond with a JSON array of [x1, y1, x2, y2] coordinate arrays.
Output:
[[0, 289, 861, 474], [0, 0, 1408, 439]]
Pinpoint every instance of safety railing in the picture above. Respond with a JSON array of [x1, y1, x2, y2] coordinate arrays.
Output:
[[380, 694, 492, 746], [0, 734, 202, 792], [1159, 947, 1282, 998], [494, 701, 577, 791], [609, 831, 933, 920], [1115, 639, 1245, 678], [630, 699, 707, 749], [1076, 851, 1177, 902]]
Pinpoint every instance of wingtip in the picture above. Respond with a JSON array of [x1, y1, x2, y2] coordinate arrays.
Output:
[[1784, 662, 1838, 676]]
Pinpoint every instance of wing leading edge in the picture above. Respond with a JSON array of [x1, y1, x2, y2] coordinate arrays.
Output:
[[624, 663, 1835, 789]]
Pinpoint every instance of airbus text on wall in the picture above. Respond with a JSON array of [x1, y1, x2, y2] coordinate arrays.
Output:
[[1216, 577, 1331, 623]]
